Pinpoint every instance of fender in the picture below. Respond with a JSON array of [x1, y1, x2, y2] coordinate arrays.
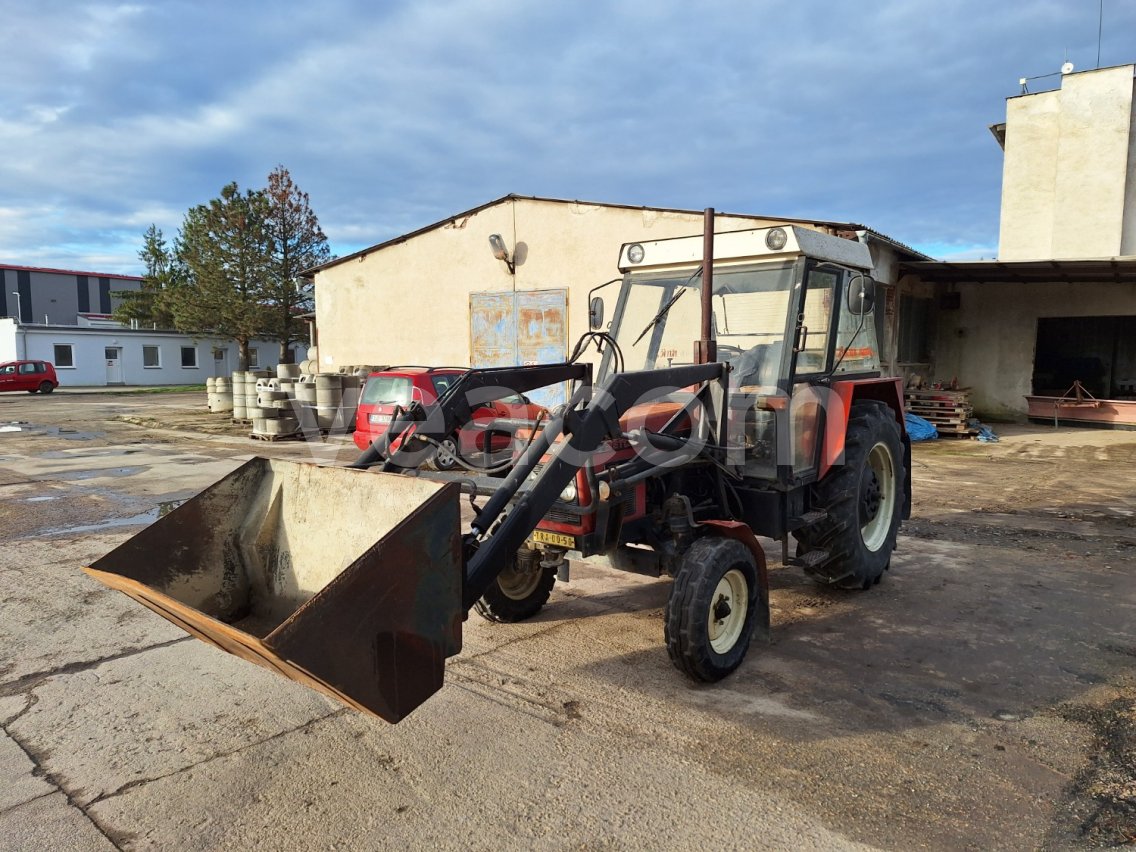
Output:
[[819, 377, 906, 479]]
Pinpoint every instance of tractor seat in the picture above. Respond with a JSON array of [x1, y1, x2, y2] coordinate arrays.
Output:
[[727, 342, 783, 389]]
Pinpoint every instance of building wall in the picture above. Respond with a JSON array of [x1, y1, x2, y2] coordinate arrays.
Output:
[[930, 281, 1136, 417], [0, 319, 17, 362], [314, 198, 861, 370], [998, 65, 1136, 260], [3, 325, 286, 386], [0, 267, 142, 325]]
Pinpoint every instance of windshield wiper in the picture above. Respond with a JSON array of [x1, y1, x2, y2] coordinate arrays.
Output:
[[631, 266, 704, 347]]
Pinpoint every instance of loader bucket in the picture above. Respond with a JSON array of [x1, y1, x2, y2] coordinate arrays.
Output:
[[84, 458, 464, 723]]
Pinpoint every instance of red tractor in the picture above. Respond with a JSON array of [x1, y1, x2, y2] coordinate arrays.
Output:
[[88, 213, 909, 723]]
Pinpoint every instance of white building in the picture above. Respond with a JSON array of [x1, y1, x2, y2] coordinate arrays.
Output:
[[1, 263, 296, 386]]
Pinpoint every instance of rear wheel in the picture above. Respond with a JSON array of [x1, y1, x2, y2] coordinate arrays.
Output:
[[665, 537, 759, 682], [473, 550, 557, 623], [38, 381, 54, 394], [794, 402, 905, 590]]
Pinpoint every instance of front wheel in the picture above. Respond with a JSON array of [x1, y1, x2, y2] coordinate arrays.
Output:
[[473, 550, 557, 623], [665, 537, 760, 682]]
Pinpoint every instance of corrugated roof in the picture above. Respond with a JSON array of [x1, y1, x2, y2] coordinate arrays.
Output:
[[0, 263, 143, 281], [304, 193, 929, 276], [900, 257, 1136, 285]]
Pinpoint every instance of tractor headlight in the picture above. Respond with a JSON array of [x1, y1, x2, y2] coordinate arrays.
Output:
[[626, 243, 645, 264], [559, 482, 578, 502], [765, 227, 788, 251]]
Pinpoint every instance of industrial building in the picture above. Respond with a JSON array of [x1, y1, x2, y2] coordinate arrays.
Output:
[[900, 63, 1136, 421], [0, 264, 289, 386]]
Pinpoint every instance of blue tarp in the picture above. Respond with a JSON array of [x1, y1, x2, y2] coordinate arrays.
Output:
[[905, 412, 939, 441]]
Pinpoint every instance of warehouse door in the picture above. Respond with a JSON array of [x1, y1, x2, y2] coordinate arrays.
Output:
[[470, 289, 568, 409], [1033, 315, 1136, 398]]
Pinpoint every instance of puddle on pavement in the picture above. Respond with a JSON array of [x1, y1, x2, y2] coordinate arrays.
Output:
[[50, 466, 146, 481], [24, 496, 60, 503], [37, 499, 187, 536], [1, 423, 104, 441], [38, 448, 144, 459]]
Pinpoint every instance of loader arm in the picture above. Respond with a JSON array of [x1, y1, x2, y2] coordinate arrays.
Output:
[[460, 362, 727, 609], [349, 363, 593, 472]]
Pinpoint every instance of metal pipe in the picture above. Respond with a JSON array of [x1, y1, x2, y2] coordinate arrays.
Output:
[[697, 208, 716, 364]]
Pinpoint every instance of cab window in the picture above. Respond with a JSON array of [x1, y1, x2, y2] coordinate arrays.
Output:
[[794, 268, 837, 375]]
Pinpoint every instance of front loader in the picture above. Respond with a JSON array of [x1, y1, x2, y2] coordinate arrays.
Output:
[[86, 211, 910, 724]]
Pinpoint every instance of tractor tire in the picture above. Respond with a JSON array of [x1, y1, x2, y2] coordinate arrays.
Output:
[[665, 537, 759, 682], [473, 553, 557, 623], [424, 435, 460, 472], [794, 401, 905, 590], [38, 381, 54, 394]]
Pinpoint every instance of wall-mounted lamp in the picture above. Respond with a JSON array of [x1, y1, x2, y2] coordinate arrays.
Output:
[[488, 234, 515, 274]]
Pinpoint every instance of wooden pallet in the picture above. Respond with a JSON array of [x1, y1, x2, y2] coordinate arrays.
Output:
[[249, 430, 302, 442], [905, 388, 979, 437], [905, 387, 970, 400]]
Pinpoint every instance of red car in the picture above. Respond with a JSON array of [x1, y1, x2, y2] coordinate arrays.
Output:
[[353, 367, 547, 470], [0, 360, 59, 394]]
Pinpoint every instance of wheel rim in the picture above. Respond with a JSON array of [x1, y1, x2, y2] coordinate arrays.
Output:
[[708, 568, 749, 654], [860, 442, 897, 552], [497, 562, 542, 600], [436, 437, 458, 469]]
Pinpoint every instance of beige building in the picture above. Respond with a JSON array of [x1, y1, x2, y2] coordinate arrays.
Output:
[[995, 64, 1136, 260], [308, 195, 923, 394], [901, 64, 1136, 419]]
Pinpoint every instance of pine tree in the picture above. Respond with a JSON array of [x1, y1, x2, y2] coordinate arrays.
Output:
[[167, 183, 272, 370], [112, 224, 177, 329], [263, 165, 331, 363]]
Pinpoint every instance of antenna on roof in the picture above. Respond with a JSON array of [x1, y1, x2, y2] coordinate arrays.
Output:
[[1096, 0, 1104, 69]]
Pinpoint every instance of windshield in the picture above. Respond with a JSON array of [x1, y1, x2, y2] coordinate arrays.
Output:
[[361, 376, 413, 406], [605, 262, 798, 386]]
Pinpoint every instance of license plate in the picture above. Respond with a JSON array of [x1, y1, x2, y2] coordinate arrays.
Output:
[[530, 530, 575, 549], [368, 413, 391, 425]]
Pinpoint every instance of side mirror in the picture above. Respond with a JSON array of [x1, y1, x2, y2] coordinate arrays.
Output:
[[589, 296, 605, 330], [846, 277, 877, 315]]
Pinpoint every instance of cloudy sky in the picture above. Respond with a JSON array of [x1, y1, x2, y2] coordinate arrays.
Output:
[[2, 1, 1133, 274]]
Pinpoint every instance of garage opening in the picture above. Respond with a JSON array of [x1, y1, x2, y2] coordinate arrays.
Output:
[[1032, 316, 1136, 400]]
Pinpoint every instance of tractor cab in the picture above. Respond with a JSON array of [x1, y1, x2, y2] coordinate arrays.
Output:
[[592, 226, 884, 482]]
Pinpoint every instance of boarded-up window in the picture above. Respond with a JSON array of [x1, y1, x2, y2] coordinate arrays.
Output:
[[470, 289, 567, 408]]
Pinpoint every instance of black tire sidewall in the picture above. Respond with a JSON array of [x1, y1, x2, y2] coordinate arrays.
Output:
[[849, 430, 902, 573], [795, 402, 905, 589], [473, 556, 556, 623], [665, 537, 759, 681]]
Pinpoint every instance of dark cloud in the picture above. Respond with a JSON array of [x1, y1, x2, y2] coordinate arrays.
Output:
[[1, 0, 1132, 272]]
